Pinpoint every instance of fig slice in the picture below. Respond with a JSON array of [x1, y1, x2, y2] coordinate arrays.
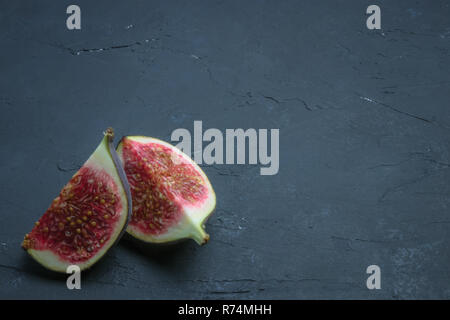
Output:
[[22, 128, 132, 272], [117, 136, 216, 245]]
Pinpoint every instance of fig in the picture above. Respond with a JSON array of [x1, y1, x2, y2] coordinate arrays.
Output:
[[117, 136, 216, 245], [22, 128, 132, 272]]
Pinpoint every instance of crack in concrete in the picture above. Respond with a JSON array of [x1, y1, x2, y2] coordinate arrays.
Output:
[[185, 278, 256, 283], [331, 235, 393, 244], [52, 39, 159, 56], [71, 40, 152, 55], [56, 162, 81, 172], [209, 165, 242, 177], [379, 172, 431, 203], [359, 95, 432, 123], [0, 263, 26, 273], [262, 95, 281, 104], [368, 152, 450, 171], [267, 96, 313, 111], [207, 290, 251, 294], [367, 159, 412, 170]]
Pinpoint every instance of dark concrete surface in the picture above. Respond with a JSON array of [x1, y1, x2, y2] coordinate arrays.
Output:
[[0, 0, 449, 299]]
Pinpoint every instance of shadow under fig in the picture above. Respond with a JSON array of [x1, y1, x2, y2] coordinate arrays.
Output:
[[18, 251, 67, 281], [119, 233, 197, 269], [18, 232, 199, 280]]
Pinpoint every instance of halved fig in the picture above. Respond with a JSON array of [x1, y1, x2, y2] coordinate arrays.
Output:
[[22, 129, 132, 272], [117, 136, 216, 245]]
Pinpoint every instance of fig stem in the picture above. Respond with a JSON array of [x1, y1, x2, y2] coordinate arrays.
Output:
[[191, 225, 209, 245], [104, 127, 115, 139]]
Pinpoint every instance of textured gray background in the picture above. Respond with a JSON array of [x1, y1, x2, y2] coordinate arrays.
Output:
[[1, 0, 449, 299]]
